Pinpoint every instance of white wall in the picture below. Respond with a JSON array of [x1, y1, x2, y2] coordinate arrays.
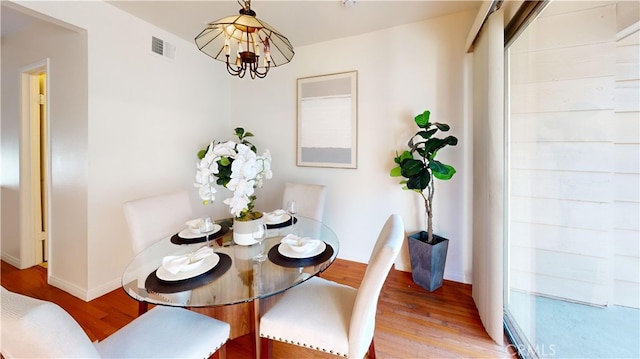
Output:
[[1, 6, 89, 292], [230, 10, 476, 283], [2, 0, 231, 300], [613, 21, 639, 308]]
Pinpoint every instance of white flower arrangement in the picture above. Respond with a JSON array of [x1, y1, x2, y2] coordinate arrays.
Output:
[[195, 128, 272, 220]]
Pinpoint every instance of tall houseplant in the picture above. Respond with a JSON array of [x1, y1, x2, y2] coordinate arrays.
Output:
[[390, 110, 458, 291]]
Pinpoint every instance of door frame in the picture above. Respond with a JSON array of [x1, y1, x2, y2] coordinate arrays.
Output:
[[19, 59, 51, 273]]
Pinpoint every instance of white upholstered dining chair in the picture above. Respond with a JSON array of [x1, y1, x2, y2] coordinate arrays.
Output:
[[123, 190, 193, 254], [259, 214, 405, 358], [123, 190, 194, 315], [0, 286, 230, 359], [281, 182, 327, 221]]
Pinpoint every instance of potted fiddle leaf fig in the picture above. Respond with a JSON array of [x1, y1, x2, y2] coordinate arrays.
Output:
[[390, 110, 458, 291]]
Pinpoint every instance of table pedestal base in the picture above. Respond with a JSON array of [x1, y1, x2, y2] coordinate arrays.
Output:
[[191, 294, 281, 358]]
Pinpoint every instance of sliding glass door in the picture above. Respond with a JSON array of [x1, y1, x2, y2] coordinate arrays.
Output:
[[504, 1, 639, 358]]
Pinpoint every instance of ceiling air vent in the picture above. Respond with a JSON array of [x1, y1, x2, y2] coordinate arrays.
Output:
[[151, 36, 176, 61]]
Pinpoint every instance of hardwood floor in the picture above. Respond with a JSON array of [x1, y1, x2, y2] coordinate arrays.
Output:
[[1, 259, 514, 358]]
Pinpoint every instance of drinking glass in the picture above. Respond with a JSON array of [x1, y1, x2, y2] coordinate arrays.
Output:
[[199, 217, 215, 247], [252, 223, 268, 262], [286, 200, 298, 233]]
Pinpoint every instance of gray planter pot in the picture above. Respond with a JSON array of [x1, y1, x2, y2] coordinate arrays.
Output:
[[408, 231, 449, 292]]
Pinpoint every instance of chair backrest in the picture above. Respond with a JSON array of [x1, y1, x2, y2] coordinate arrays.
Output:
[[0, 286, 101, 358], [281, 182, 327, 221], [123, 190, 193, 254], [348, 214, 405, 358]]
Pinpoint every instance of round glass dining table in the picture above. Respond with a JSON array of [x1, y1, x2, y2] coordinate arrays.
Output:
[[121, 216, 339, 308]]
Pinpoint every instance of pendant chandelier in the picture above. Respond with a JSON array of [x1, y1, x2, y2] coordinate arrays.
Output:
[[195, 0, 294, 79]]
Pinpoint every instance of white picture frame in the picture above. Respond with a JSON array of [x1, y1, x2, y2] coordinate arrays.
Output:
[[296, 71, 357, 168]]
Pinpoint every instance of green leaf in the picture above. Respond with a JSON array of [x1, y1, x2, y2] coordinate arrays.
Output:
[[216, 161, 232, 186], [431, 122, 450, 131], [197, 143, 212, 160], [444, 135, 458, 146], [406, 169, 430, 190], [417, 129, 437, 139], [429, 160, 446, 174], [234, 128, 245, 138], [390, 166, 402, 177], [243, 132, 255, 138], [242, 139, 257, 153], [400, 159, 424, 177], [216, 177, 229, 187], [218, 163, 231, 176], [394, 150, 412, 165], [400, 151, 412, 161], [431, 161, 457, 180], [423, 135, 458, 155], [414, 110, 431, 128]]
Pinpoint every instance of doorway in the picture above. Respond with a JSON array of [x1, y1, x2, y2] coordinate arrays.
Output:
[[20, 60, 50, 270]]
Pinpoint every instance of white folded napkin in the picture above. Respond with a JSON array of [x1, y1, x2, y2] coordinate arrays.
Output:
[[264, 209, 287, 222], [185, 218, 203, 234], [280, 234, 321, 253], [161, 246, 213, 274]]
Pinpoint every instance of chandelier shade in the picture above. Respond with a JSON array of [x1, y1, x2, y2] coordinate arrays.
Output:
[[195, 1, 294, 79]]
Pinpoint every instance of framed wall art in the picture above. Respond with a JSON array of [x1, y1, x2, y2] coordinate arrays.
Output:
[[296, 71, 357, 168]]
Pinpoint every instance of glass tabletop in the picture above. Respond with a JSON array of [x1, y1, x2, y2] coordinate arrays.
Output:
[[121, 216, 339, 307]]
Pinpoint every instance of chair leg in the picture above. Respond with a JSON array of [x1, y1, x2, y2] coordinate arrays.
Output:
[[367, 339, 376, 359], [260, 337, 272, 359], [138, 301, 148, 315]]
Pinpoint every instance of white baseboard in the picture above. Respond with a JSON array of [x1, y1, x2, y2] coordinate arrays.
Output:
[[86, 278, 121, 301], [444, 271, 471, 285], [1, 253, 21, 268], [339, 254, 471, 284], [49, 275, 121, 302], [48, 275, 90, 301]]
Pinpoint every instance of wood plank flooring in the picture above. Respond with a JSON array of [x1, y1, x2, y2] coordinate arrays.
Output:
[[1, 259, 514, 358]]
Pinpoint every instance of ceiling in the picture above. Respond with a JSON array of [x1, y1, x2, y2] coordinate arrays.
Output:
[[106, 1, 481, 47], [2, 1, 481, 50]]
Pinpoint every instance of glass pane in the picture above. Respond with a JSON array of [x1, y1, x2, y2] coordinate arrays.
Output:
[[505, 1, 639, 358]]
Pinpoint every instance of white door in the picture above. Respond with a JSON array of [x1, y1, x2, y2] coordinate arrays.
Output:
[[33, 73, 48, 264], [20, 60, 50, 268]]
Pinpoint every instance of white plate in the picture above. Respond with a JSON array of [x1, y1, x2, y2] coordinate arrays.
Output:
[[177, 224, 221, 239], [278, 241, 326, 259], [264, 213, 291, 225], [156, 253, 220, 281]]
